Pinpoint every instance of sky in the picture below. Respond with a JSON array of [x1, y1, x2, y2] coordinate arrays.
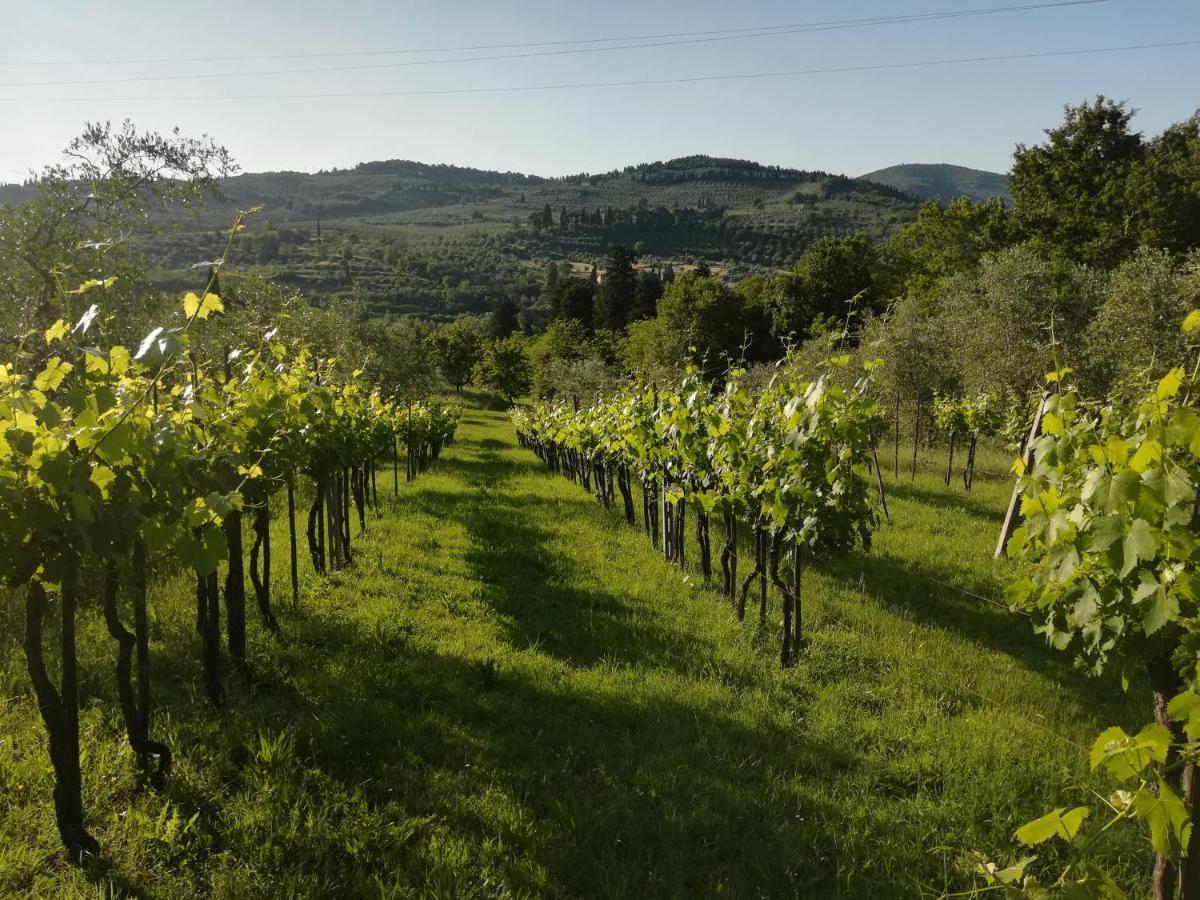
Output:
[[1, 0, 1197, 182]]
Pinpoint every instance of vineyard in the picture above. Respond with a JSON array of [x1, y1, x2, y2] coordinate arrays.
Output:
[[513, 360, 883, 666], [0, 215, 463, 868], [5, 282, 1200, 894], [2, 390, 1156, 896], [2, 92, 1200, 896]]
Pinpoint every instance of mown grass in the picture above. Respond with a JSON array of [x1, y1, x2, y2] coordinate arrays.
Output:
[[0, 404, 1150, 898]]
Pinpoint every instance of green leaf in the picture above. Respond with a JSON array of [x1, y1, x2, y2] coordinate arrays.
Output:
[[1157, 368, 1184, 401], [135, 327, 165, 361], [1015, 806, 1090, 846], [1090, 724, 1171, 779], [1086, 515, 1124, 552], [1133, 776, 1191, 860], [183, 291, 224, 321], [140, 515, 172, 554], [90, 465, 116, 497], [1120, 519, 1156, 578], [74, 303, 100, 336], [44, 319, 69, 344], [33, 357, 73, 392], [1167, 692, 1200, 739], [1130, 439, 1162, 473], [1141, 580, 1175, 636], [67, 276, 117, 295]]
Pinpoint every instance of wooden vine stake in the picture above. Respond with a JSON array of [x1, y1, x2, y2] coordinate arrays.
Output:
[[994, 391, 1050, 559], [892, 389, 900, 478], [910, 394, 922, 482], [868, 429, 889, 523]]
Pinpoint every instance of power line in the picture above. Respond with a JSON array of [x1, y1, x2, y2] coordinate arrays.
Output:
[[0, 0, 1110, 88], [2, 39, 1193, 102], [0, 0, 1110, 68]]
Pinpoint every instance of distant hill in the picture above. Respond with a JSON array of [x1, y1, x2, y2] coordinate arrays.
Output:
[[0, 183, 35, 205], [2, 155, 927, 320], [858, 163, 1011, 205]]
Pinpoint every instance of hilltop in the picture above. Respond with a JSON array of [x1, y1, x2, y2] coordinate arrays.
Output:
[[859, 163, 1011, 205]]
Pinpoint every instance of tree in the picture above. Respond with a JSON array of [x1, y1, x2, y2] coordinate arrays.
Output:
[[881, 197, 1011, 299], [622, 317, 674, 377], [474, 334, 532, 403], [432, 320, 484, 394], [544, 259, 560, 297], [630, 270, 663, 321], [1083, 248, 1200, 395], [359, 315, 443, 402], [490, 296, 520, 338], [550, 278, 595, 331], [1010, 96, 1146, 267], [1127, 111, 1200, 254], [732, 275, 780, 362], [527, 318, 619, 400], [593, 244, 638, 331], [769, 235, 878, 340], [0, 120, 235, 341], [944, 245, 1101, 398], [657, 274, 753, 373]]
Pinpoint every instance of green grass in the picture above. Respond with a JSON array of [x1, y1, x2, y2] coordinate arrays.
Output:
[[0, 404, 1149, 898]]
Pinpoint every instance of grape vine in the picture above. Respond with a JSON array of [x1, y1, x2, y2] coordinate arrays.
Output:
[[513, 355, 884, 666], [0, 220, 459, 861]]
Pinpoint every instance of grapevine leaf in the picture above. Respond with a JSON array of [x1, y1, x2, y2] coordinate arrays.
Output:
[[135, 327, 165, 361], [1090, 724, 1170, 779], [1157, 368, 1184, 401], [1167, 692, 1200, 739], [73, 304, 100, 336], [1120, 519, 1156, 578], [183, 291, 224, 321], [1133, 777, 1191, 860], [1086, 515, 1123, 552], [109, 345, 131, 376], [89, 465, 116, 497], [33, 357, 73, 392], [1130, 440, 1162, 474], [67, 276, 117, 295], [1015, 806, 1089, 846], [44, 319, 69, 344], [140, 515, 172, 554]]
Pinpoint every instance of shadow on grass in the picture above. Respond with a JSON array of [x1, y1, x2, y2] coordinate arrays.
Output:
[[818, 548, 1139, 715], [881, 478, 1008, 525], [108, 558, 857, 897]]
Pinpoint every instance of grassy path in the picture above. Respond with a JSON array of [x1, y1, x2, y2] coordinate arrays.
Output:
[[1, 404, 1146, 897]]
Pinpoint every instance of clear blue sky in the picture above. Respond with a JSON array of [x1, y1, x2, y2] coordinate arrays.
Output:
[[2, 0, 1197, 181]]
